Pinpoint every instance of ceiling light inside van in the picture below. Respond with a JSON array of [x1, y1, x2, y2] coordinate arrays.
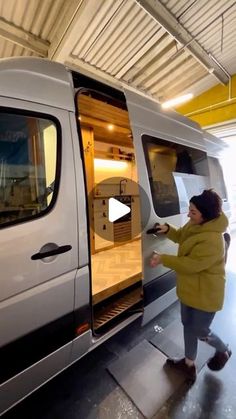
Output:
[[162, 93, 193, 109], [94, 158, 128, 170]]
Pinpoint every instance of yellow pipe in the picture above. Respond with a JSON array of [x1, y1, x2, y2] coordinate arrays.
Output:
[[185, 96, 236, 117]]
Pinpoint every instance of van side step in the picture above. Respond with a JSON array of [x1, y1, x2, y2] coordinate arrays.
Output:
[[93, 287, 143, 334]]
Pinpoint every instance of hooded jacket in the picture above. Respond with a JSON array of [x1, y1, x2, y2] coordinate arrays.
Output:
[[160, 213, 228, 312]]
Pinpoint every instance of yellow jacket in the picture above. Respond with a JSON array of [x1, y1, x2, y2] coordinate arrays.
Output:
[[161, 213, 228, 312]]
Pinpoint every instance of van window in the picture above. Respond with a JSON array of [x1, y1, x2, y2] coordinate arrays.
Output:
[[208, 156, 227, 200], [0, 111, 58, 227], [142, 135, 209, 217]]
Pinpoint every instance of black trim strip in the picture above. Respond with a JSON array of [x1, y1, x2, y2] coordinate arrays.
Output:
[[143, 270, 176, 306], [72, 71, 125, 105], [0, 305, 90, 385]]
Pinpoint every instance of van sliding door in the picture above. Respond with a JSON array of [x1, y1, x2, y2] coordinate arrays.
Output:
[[124, 89, 208, 324]]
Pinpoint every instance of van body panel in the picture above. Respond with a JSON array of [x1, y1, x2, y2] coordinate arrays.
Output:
[[203, 130, 228, 156], [70, 330, 92, 364], [124, 90, 192, 285], [142, 286, 177, 326], [69, 112, 89, 267], [124, 89, 204, 147], [123, 88, 229, 321], [71, 266, 91, 360], [0, 341, 71, 415], [0, 97, 79, 388], [0, 58, 74, 111], [74, 265, 90, 311], [0, 271, 75, 347]]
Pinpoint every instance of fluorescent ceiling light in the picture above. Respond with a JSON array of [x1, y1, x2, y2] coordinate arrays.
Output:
[[162, 93, 193, 109]]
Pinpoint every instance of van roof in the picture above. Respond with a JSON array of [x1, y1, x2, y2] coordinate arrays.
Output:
[[0, 57, 228, 156], [0, 57, 75, 111]]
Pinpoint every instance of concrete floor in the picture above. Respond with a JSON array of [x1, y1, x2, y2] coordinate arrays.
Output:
[[4, 233, 236, 419]]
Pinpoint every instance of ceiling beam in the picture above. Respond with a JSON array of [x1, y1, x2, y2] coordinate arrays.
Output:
[[0, 18, 48, 56], [135, 0, 229, 85]]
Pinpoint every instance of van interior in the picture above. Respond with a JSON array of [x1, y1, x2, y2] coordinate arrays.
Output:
[[77, 92, 143, 334]]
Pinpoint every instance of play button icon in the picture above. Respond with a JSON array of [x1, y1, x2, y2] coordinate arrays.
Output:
[[89, 176, 151, 243], [108, 197, 131, 222]]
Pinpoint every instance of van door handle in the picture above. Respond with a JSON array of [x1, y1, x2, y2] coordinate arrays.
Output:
[[31, 245, 72, 260], [146, 223, 161, 234]]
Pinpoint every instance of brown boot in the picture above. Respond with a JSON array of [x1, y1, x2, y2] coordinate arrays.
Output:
[[207, 348, 232, 371], [166, 358, 197, 382]]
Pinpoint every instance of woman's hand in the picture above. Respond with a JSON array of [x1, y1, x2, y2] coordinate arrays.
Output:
[[149, 252, 162, 267], [156, 224, 169, 234]]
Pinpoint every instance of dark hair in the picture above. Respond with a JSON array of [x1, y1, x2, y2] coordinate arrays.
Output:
[[190, 189, 222, 222]]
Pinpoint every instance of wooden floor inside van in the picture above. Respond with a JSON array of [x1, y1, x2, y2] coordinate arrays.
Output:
[[92, 239, 142, 304]]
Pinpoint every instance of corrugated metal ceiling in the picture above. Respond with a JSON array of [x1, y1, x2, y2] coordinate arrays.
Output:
[[162, 0, 236, 74], [0, 0, 235, 103]]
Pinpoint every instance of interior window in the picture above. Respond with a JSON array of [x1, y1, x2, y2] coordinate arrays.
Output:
[[0, 111, 58, 227], [142, 135, 209, 217]]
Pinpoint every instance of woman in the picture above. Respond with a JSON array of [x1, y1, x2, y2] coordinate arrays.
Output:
[[150, 189, 231, 382]]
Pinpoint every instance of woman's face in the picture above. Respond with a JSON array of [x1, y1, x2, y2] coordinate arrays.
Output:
[[188, 202, 204, 225]]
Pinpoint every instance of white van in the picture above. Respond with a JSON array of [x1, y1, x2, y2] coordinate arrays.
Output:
[[0, 57, 229, 414]]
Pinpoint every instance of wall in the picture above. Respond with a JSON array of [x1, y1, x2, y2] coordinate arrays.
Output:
[[176, 74, 236, 227], [177, 74, 236, 127]]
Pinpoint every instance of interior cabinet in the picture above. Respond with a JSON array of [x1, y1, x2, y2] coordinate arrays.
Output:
[[94, 196, 141, 251], [94, 198, 114, 251]]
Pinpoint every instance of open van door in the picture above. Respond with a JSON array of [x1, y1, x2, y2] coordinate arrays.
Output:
[[124, 89, 210, 325], [124, 90, 178, 324]]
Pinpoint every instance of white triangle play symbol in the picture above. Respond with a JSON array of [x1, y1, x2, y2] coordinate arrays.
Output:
[[108, 198, 131, 222]]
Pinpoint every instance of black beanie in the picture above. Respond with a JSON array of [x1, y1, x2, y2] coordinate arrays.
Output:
[[190, 189, 222, 222]]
